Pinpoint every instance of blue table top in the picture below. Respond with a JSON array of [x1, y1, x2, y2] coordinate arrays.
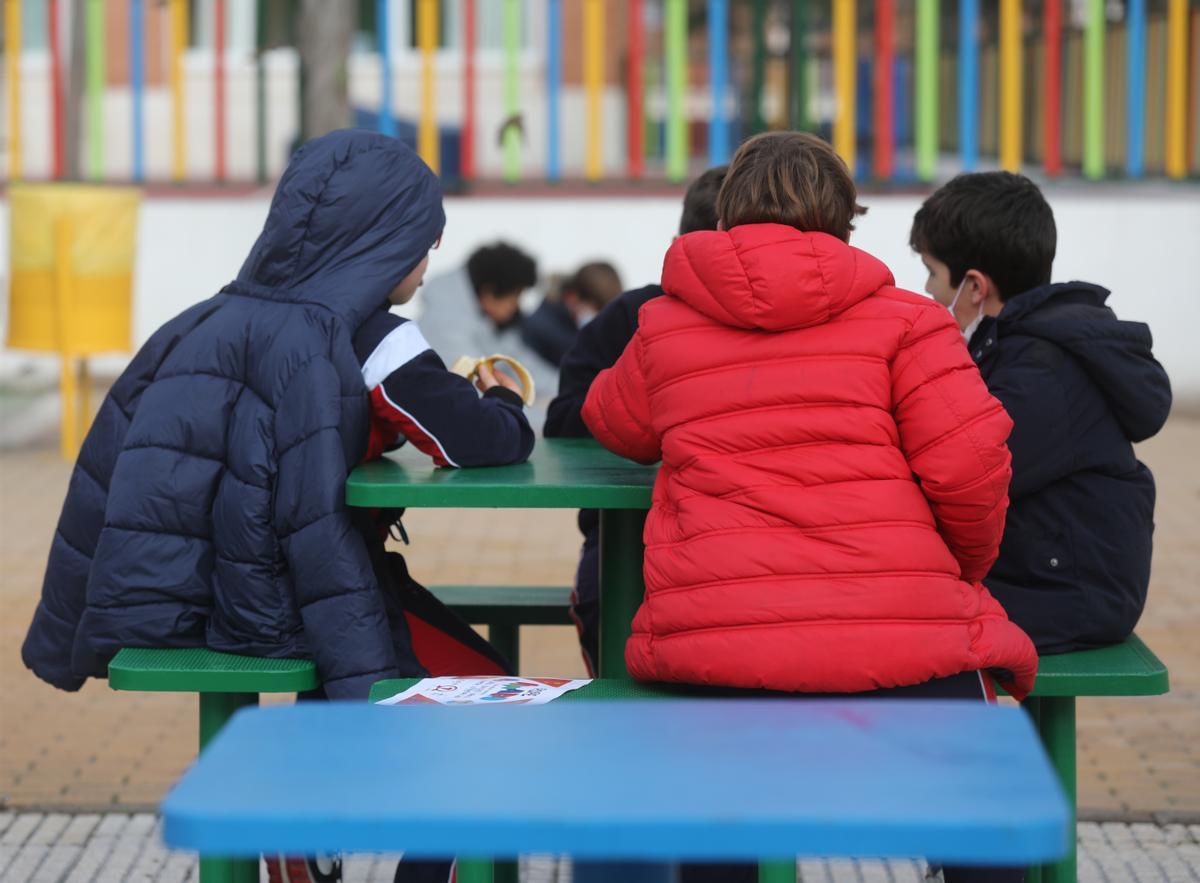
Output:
[[162, 700, 1068, 863]]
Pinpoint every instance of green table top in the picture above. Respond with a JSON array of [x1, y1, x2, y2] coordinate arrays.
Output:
[[346, 438, 657, 509]]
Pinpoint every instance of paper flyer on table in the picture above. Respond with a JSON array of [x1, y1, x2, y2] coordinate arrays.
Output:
[[375, 676, 592, 706]]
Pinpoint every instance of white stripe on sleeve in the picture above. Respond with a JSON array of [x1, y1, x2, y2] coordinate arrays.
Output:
[[361, 321, 433, 389]]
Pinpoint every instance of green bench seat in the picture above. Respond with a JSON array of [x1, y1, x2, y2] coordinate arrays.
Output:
[[428, 584, 573, 671], [109, 647, 318, 883], [371, 633, 1169, 883]]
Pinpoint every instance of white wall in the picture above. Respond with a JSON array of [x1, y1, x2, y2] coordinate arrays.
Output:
[[2, 190, 1199, 402]]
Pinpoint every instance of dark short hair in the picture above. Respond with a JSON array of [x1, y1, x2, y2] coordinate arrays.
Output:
[[716, 132, 866, 238], [566, 262, 623, 309], [678, 165, 728, 234], [466, 243, 538, 299], [909, 172, 1056, 300]]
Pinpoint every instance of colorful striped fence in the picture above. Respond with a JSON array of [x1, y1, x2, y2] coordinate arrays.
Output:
[[3, 1, 1196, 185]]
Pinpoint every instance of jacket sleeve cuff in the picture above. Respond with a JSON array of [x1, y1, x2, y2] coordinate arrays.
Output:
[[483, 386, 526, 408]]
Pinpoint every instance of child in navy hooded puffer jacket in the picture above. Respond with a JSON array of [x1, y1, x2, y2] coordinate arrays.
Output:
[[23, 131, 533, 703]]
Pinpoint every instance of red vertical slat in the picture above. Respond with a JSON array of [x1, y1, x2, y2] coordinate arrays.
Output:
[[215, 0, 226, 181], [873, 0, 894, 180], [49, 0, 64, 179], [1044, 0, 1062, 176], [627, 0, 644, 179], [462, 0, 476, 181]]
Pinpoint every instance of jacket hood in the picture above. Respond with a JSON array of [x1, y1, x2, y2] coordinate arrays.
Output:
[[997, 282, 1172, 441], [661, 224, 894, 332], [236, 129, 446, 328]]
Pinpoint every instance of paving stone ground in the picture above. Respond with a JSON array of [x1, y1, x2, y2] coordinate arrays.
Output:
[[0, 813, 1198, 882], [2, 404, 1198, 825]]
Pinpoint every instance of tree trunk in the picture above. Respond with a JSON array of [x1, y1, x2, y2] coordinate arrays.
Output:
[[296, 0, 353, 142], [64, 0, 86, 179]]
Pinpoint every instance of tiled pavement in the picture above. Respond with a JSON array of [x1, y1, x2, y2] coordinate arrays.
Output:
[[0, 813, 1199, 882], [1, 415, 1198, 873]]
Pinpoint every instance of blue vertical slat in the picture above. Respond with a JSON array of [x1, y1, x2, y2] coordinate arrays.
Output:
[[894, 56, 910, 152], [547, 0, 562, 181], [1126, 0, 1145, 177], [959, 0, 979, 171], [378, 0, 396, 136], [131, 0, 144, 181], [708, 0, 729, 165]]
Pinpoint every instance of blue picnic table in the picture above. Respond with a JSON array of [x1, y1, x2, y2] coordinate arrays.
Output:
[[162, 699, 1069, 877]]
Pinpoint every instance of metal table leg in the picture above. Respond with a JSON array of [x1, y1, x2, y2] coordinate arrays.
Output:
[[1038, 696, 1077, 883], [598, 508, 648, 678], [198, 692, 259, 883]]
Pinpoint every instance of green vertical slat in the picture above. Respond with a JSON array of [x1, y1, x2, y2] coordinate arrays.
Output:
[[915, 0, 939, 181], [503, 0, 520, 182], [750, 0, 766, 133], [1083, 0, 1105, 178], [790, 0, 808, 131], [85, 0, 105, 180], [665, 0, 687, 182]]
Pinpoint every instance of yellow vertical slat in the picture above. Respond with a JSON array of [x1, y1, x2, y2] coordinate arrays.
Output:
[[418, 0, 439, 174], [1165, 0, 1188, 177], [170, 0, 187, 182], [1000, 0, 1022, 171], [833, 0, 856, 170], [53, 218, 78, 459], [6, 0, 21, 180], [584, 0, 604, 181]]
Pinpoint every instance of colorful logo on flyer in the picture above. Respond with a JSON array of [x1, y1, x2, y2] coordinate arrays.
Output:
[[476, 679, 543, 702]]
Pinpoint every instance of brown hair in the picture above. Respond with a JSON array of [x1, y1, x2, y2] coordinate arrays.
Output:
[[716, 132, 866, 239], [567, 261, 624, 310]]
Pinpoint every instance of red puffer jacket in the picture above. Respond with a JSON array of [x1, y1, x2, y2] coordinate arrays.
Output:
[[583, 224, 1038, 698]]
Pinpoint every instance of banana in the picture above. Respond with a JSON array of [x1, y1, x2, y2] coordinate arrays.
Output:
[[450, 354, 537, 407]]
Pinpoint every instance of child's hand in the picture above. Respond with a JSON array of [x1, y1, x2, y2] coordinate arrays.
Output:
[[475, 362, 525, 397]]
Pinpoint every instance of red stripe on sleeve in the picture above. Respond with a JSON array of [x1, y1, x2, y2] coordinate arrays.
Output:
[[368, 385, 454, 467]]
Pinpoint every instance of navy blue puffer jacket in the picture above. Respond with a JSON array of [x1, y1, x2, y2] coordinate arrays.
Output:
[[23, 131, 446, 698], [970, 282, 1172, 654]]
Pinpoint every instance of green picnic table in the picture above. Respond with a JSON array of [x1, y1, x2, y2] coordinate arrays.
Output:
[[346, 437, 656, 676]]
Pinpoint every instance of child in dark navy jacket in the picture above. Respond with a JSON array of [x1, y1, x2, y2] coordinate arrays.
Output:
[[544, 166, 726, 673], [24, 130, 532, 698], [911, 172, 1172, 654], [24, 130, 532, 883]]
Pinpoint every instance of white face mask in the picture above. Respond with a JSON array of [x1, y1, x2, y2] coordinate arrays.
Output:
[[947, 277, 985, 343]]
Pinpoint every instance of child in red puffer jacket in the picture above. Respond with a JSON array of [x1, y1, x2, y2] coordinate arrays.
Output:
[[583, 130, 1037, 883]]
